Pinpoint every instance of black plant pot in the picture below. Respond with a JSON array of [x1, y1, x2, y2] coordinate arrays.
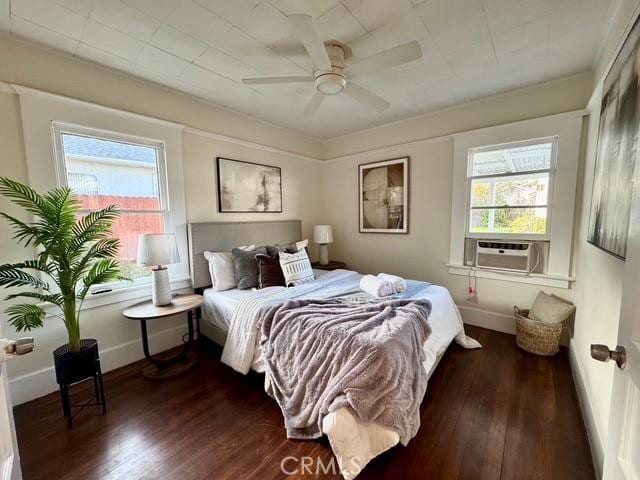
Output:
[[53, 338, 106, 427]]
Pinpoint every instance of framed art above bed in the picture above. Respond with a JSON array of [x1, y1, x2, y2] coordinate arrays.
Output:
[[359, 157, 409, 233], [216, 157, 282, 213]]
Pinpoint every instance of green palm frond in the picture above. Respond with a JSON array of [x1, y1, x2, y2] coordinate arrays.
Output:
[[0, 212, 45, 247], [0, 267, 49, 290], [78, 258, 124, 300], [5, 291, 63, 306], [0, 178, 53, 219], [6, 303, 45, 332], [0, 177, 124, 351], [69, 206, 120, 254]]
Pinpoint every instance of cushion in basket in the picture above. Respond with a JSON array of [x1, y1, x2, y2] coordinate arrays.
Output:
[[529, 291, 575, 324]]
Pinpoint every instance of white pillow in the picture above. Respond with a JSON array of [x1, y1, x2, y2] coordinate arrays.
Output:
[[295, 238, 309, 251], [529, 291, 576, 324], [279, 249, 315, 286], [204, 244, 255, 291]]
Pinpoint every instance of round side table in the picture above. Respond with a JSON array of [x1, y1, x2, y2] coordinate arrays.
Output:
[[123, 294, 203, 379]]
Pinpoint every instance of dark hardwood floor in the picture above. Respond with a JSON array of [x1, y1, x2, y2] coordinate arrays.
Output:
[[14, 325, 595, 480]]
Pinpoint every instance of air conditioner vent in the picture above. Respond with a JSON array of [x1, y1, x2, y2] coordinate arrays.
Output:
[[475, 240, 533, 273]]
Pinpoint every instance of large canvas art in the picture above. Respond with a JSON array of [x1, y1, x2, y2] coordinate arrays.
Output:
[[588, 16, 640, 259], [216, 157, 282, 213], [359, 157, 409, 233]]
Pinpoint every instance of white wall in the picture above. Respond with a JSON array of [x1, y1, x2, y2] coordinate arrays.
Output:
[[0, 40, 324, 404], [320, 77, 593, 334], [569, 0, 640, 474]]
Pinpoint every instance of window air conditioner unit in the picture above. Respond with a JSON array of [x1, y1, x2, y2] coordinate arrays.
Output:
[[475, 240, 533, 273]]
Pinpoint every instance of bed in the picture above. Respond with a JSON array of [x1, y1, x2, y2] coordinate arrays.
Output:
[[187, 220, 480, 479]]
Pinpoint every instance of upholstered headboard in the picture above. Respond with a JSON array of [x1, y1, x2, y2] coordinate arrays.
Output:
[[187, 220, 302, 289]]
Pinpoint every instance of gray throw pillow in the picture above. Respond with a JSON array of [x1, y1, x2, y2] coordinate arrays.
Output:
[[232, 246, 266, 289]]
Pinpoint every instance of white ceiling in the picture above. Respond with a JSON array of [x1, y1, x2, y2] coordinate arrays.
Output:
[[1, 0, 616, 139]]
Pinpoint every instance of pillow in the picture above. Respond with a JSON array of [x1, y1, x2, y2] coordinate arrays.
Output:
[[203, 251, 236, 291], [279, 249, 315, 287], [529, 291, 576, 324], [256, 254, 286, 288], [232, 246, 266, 289]]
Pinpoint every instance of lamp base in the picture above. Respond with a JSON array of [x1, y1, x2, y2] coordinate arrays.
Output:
[[319, 244, 330, 266], [151, 268, 172, 306]]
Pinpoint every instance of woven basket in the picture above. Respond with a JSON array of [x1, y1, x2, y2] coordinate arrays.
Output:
[[514, 307, 563, 356]]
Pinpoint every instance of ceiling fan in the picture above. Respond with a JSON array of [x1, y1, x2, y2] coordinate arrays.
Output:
[[241, 14, 422, 116]]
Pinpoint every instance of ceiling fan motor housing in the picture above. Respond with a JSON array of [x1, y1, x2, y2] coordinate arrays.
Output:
[[314, 44, 347, 95]]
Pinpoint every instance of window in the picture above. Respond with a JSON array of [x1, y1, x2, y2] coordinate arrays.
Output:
[[56, 129, 168, 283], [466, 138, 556, 239]]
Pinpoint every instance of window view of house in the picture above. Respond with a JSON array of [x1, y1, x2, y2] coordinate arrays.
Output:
[[61, 133, 165, 280], [468, 141, 553, 236]]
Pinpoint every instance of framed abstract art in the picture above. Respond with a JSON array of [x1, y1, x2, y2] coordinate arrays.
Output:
[[216, 157, 282, 213], [359, 157, 409, 233]]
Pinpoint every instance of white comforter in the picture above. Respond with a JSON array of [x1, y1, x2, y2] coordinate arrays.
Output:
[[220, 269, 480, 479]]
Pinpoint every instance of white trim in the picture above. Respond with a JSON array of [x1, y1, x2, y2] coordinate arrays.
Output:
[[324, 134, 452, 163], [11, 84, 185, 130], [322, 75, 590, 149], [39, 279, 192, 313], [447, 264, 574, 288], [450, 110, 588, 139], [182, 126, 322, 164], [569, 340, 605, 479], [8, 322, 190, 405], [458, 304, 516, 335]]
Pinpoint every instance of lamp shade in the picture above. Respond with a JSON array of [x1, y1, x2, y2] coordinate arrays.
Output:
[[313, 225, 334, 244], [137, 233, 180, 267]]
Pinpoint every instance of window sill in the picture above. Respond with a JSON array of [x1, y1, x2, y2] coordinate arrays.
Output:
[[446, 264, 574, 289], [41, 277, 193, 315]]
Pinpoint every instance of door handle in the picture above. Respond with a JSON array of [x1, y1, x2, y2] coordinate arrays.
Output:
[[590, 344, 626, 369], [2, 337, 35, 357]]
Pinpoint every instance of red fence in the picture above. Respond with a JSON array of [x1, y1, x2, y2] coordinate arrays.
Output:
[[77, 195, 163, 261]]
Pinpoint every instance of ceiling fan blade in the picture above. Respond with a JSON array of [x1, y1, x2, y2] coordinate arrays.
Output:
[[304, 92, 325, 116], [288, 14, 332, 71], [344, 40, 422, 79], [344, 83, 390, 112], [242, 76, 313, 85]]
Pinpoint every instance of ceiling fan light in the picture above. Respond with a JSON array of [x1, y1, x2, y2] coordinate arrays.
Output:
[[314, 73, 346, 95]]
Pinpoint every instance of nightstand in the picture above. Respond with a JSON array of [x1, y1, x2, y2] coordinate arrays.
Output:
[[123, 294, 203, 379], [311, 261, 346, 271]]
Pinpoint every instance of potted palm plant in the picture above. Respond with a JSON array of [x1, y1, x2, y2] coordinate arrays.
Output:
[[0, 177, 125, 422]]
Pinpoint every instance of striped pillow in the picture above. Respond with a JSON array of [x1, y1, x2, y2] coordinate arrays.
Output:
[[279, 249, 315, 286]]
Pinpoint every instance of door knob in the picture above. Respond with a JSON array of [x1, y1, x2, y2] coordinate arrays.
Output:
[[591, 344, 626, 369], [3, 337, 35, 357]]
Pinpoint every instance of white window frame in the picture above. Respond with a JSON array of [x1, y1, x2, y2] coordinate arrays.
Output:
[[52, 122, 173, 291], [465, 136, 558, 242], [448, 111, 585, 288]]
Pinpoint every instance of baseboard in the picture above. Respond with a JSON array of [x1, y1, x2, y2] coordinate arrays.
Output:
[[457, 304, 516, 335], [569, 339, 604, 479], [9, 324, 187, 405]]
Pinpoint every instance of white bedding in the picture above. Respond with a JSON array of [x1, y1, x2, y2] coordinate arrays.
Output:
[[203, 269, 480, 479]]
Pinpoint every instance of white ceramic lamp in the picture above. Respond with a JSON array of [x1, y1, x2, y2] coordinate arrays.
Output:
[[137, 233, 180, 306], [313, 225, 334, 266]]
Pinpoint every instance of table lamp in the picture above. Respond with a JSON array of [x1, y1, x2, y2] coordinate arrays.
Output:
[[137, 233, 180, 306], [313, 225, 333, 266]]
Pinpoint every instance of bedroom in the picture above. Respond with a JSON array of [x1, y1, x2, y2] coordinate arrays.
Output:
[[0, 0, 638, 479]]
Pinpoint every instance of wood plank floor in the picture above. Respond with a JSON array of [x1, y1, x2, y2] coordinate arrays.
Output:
[[14, 325, 595, 480]]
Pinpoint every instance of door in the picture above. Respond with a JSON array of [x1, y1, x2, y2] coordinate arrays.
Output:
[[600, 169, 640, 479], [0, 324, 31, 480]]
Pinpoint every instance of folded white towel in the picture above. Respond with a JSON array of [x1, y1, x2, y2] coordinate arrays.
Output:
[[377, 273, 407, 294], [359, 275, 394, 298]]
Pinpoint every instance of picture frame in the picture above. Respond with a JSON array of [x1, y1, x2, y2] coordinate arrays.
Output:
[[587, 14, 640, 260], [216, 157, 282, 213], [359, 157, 409, 234]]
